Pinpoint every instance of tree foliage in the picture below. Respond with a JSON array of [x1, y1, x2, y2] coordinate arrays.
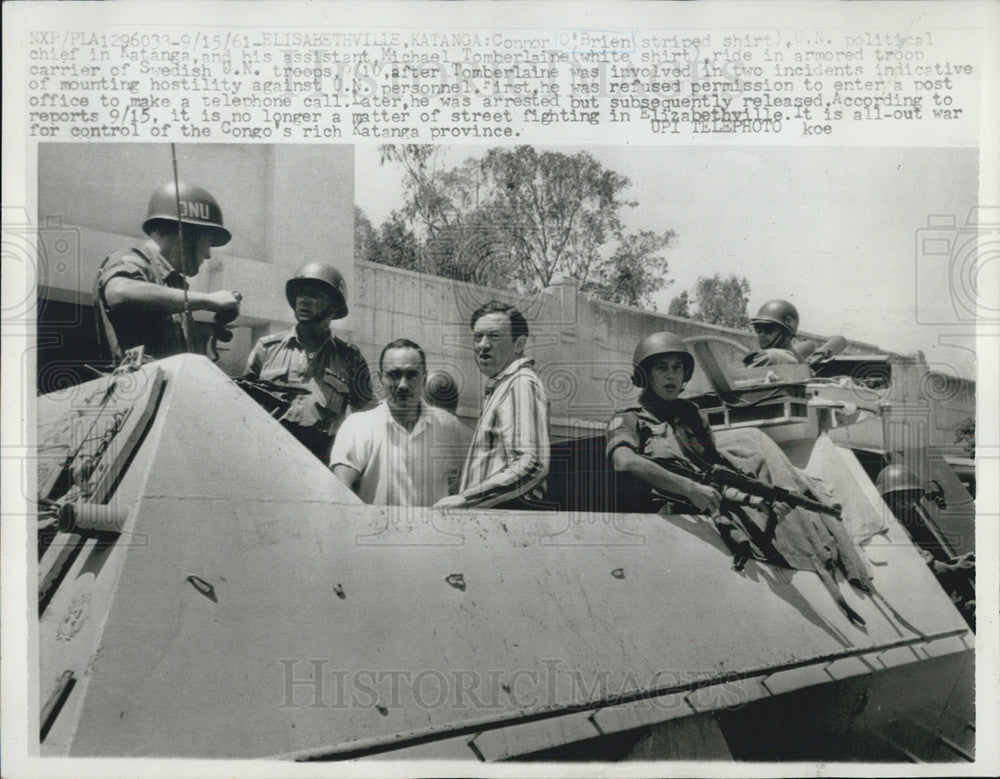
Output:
[[581, 230, 675, 308], [354, 206, 377, 261], [668, 274, 751, 329], [666, 289, 691, 318], [955, 416, 975, 458], [355, 206, 420, 272], [365, 145, 676, 308]]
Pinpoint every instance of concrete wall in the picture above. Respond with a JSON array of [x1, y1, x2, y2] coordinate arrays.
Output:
[[36, 143, 354, 376], [36, 143, 354, 325], [350, 263, 763, 427], [35, 142, 972, 444]]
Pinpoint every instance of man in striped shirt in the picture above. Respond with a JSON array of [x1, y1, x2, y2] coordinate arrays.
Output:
[[435, 301, 550, 509]]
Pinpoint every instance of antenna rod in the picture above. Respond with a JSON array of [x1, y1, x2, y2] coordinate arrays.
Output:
[[170, 143, 195, 352]]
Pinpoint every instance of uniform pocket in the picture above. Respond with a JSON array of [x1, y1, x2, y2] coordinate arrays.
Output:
[[261, 366, 287, 382], [323, 370, 351, 396]]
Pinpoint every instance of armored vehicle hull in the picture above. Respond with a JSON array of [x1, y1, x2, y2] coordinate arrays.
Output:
[[37, 355, 974, 762]]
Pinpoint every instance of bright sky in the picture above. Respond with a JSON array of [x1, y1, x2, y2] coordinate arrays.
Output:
[[356, 144, 980, 379]]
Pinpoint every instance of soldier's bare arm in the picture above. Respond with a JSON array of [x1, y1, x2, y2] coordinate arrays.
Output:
[[104, 277, 241, 316], [611, 447, 722, 513]]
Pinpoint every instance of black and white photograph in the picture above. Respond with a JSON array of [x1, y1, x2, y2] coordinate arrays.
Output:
[[3, 1, 998, 777]]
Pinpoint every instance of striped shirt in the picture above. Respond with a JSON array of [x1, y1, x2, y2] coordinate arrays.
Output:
[[459, 357, 550, 508]]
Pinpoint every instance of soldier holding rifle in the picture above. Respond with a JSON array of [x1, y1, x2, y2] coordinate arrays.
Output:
[[244, 262, 374, 462], [607, 331, 870, 608]]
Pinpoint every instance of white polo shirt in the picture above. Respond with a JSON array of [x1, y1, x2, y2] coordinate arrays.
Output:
[[330, 401, 471, 506]]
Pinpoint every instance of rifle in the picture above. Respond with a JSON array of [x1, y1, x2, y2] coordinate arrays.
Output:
[[659, 458, 843, 521], [234, 377, 310, 418]]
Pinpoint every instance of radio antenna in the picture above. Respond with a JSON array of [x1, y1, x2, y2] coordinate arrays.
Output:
[[170, 143, 195, 352]]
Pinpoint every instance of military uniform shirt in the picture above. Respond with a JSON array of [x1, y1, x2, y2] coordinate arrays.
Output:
[[606, 400, 715, 467], [743, 347, 804, 368], [94, 239, 190, 360], [606, 399, 718, 512], [244, 329, 373, 437]]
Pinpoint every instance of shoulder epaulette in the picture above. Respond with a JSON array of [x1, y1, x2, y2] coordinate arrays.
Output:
[[99, 246, 144, 268]]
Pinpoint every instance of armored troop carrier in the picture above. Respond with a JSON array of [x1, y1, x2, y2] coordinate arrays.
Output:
[[36, 349, 974, 762]]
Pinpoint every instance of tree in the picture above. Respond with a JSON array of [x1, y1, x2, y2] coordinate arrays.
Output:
[[425, 208, 516, 289], [354, 206, 377, 260], [581, 230, 675, 308], [475, 146, 634, 290], [667, 290, 691, 318], [374, 144, 676, 306], [669, 274, 751, 329], [355, 206, 420, 271], [377, 145, 467, 240], [693, 274, 751, 328], [955, 416, 975, 458]]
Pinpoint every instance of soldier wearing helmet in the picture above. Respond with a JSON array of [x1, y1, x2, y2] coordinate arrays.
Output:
[[606, 332, 724, 514], [244, 262, 374, 461], [875, 463, 926, 504], [94, 181, 243, 361], [606, 333, 874, 603], [743, 299, 805, 368], [875, 462, 976, 628]]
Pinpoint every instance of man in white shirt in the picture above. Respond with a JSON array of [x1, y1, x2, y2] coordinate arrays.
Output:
[[330, 339, 470, 506]]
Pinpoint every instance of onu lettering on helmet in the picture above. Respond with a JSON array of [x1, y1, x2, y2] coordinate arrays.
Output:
[[179, 200, 211, 220]]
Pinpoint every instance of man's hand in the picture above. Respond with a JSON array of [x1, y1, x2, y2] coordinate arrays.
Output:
[[935, 552, 975, 574], [772, 500, 791, 520], [434, 494, 468, 509], [685, 482, 722, 514], [204, 290, 242, 316], [105, 278, 243, 318]]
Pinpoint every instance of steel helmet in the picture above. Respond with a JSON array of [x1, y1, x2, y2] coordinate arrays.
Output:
[[752, 300, 799, 336], [424, 369, 460, 412], [875, 464, 925, 500], [632, 332, 694, 387], [285, 262, 349, 319], [142, 181, 231, 247]]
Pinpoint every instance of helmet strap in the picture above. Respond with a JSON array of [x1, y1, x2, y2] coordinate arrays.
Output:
[[292, 291, 336, 349], [292, 292, 337, 323]]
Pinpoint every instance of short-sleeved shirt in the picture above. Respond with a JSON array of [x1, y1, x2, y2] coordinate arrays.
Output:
[[94, 239, 189, 360], [606, 398, 719, 512], [330, 401, 471, 506], [607, 399, 717, 466], [244, 329, 373, 436], [459, 357, 550, 508]]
